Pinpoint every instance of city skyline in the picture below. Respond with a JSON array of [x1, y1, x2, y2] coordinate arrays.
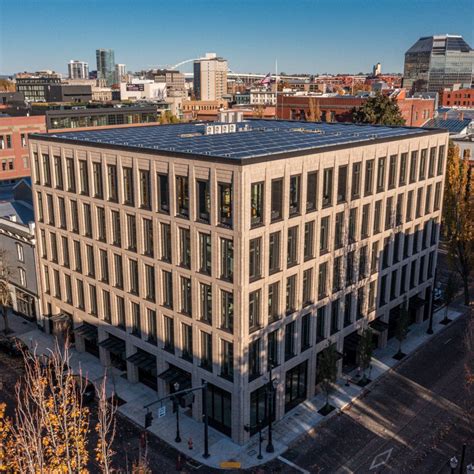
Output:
[[0, 0, 472, 75]]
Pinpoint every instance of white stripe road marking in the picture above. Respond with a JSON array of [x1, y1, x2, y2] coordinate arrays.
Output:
[[277, 456, 310, 474]]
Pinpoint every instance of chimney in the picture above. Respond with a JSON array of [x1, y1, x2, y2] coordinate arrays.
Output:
[[443, 112, 448, 120], [459, 112, 464, 120]]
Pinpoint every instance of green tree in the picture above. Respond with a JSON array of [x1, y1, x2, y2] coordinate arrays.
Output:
[[394, 300, 410, 359], [443, 142, 473, 306], [441, 272, 458, 324], [352, 93, 405, 126], [318, 344, 339, 413], [357, 328, 374, 384]]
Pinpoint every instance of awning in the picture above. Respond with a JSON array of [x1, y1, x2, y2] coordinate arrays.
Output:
[[158, 365, 191, 387], [99, 335, 126, 356], [127, 350, 157, 373], [409, 296, 425, 310], [370, 318, 390, 333], [343, 332, 361, 352], [75, 322, 98, 341]]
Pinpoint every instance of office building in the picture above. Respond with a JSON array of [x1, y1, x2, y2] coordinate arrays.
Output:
[[119, 81, 167, 101], [45, 84, 92, 103], [154, 69, 186, 93], [115, 64, 126, 83], [193, 53, 228, 101], [68, 60, 89, 80], [96, 49, 116, 86], [403, 35, 474, 93], [29, 119, 447, 444], [0, 115, 46, 184], [16, 76, 61, 102]]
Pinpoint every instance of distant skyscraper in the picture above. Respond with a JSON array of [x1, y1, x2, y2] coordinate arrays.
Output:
[[403, 35, 474, 93], [115, 63, 126, 83], [96, 49, 115, 86], [193, 53, 228, 101], [372, 62, 381, 77], [68, 60, 89, 80]]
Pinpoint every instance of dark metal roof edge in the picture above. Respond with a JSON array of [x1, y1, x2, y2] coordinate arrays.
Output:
[[28, 128, 447, 167]]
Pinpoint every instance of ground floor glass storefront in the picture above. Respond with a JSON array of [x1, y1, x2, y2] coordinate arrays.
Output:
[[285, 360, 308, 412], [204, 382, 232, 436]]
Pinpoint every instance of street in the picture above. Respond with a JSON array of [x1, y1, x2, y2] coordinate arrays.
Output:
[[264, 309, 473, 473]]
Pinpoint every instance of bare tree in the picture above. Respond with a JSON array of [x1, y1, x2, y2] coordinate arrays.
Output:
[[0, 249, 13, 334], [464, 309, 474, 431]]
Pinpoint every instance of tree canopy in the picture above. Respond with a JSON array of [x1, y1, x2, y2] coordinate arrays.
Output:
[[352, 93, 405, 126]]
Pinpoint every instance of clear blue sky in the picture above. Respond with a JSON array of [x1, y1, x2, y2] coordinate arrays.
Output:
[[0, 0, 472, 75]]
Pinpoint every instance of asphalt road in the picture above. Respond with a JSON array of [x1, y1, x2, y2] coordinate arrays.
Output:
[[263, 310, 473, 474]]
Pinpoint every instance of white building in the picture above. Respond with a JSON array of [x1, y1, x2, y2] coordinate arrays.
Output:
[[119, 80, 167, 101], [193, 53, 228, 101], [250, 89, 277, 106], [115, 64, 126, 83], [68, 60, 89, 80]]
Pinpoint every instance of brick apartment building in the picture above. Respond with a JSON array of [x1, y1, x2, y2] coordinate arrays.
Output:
[[0, 115, 46, 184], [439, 88, 474, 108], [277, 89, 435, 127], [29, 119, 447, 444]]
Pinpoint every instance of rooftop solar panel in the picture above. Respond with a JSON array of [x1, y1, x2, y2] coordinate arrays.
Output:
[[33, 120, 441, 161]]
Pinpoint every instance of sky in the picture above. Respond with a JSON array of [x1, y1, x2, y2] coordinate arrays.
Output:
[[0, 0, 473, 76]]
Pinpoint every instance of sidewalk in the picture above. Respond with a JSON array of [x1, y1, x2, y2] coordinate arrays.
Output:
[[8, 305, 465, 470]]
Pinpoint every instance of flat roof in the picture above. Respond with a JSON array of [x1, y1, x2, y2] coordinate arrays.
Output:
[[31, 120, 446, 164]]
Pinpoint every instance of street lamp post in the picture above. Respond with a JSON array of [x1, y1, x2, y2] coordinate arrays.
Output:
[[266, 364, 276, 453], [450, 455, 458, 474], [173, 382, 181, 443], [427, 268, 437, 334], [202, 382, 210, 458]]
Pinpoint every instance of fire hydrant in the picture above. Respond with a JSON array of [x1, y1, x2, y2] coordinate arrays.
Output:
[[188, 437, 193, 450]]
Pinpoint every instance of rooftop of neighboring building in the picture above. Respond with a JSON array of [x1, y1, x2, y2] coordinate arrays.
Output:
[[32, 119, 445, 162], [0, 179, 34, 225], [423, 117, 472, 134]]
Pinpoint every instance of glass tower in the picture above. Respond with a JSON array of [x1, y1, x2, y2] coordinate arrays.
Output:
[[96, 49, 116, 86], [403, 35, 474, 93]]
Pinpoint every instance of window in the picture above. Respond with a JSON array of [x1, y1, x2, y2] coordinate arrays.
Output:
[[416, 188, 423, 218], [116, 295, 125, 328], [428, 147, 436, 178], [79, 160, 89, 195], [162, 270, 173, 308], [388, 155, 397, 189], [320, 216, 329, 254], [147, 309, 157, 344], [197, 180, 210, 222], [434, 182, 441, 210], [47, 195, 55, 225], [385, 197, 393, 230], [33, 153, 40, 184], [21, 133, 26, 148], [287, 226, 298, 266], [164, 316, 174, 352], [92, 162, 103, 199], [399, 152, 407, 186], [221, 340, 234, 381], [364, 159, 374, 196], [368, 281, 376, 311], [330, 300, 339, 335], [269, 232, 281, 273], [361, 204, 370, 239], [396, 194, 404, 225], [89, 284, 97, 316], [94, 207, 105, 242], [77, 280, 85, 310], [300, 313, 311, 351], [304, 221, 315, 260], [61, 237, 69, 268], [102, 289, 111, 322], [318, 262, 328, 299], [419, 149, 427, 180], [379, 275, 387, 307], [143, 218, 154, 257], [127, 214, 137, 251], [373, 200, 382, 234], [83, 203, 92, 237], [346, 251, 355, 284], [139, 170, 150, 209], [286, 275, 297, 313], [145, 264, 155, 301], [129, 259, 139, 295], [182, 323, 193, 361], [390, 270, 398, 301], [322, 168, 333, 207], [344, 293, 352, 327], [19, 267, 26, 287], [66, 158, 76, 192], [438, 145, 445, 175], [249, 290, 261, 332], [36, 192, 44, 223], [113, 254, 123, 289], [99, 249, 109, 283], [42, 154, 51, 187], [306, 171, 318, 211], [251, 182, 264, 226], [302, 268, 313, 305], [54, 155, 63, 190], [50, 232, 58, 263], [371, 240, 379, 274], [284, 321, 296, 360], [337, 165, 348, 203], [181, 277, 192, 315], [333, 256, 342, 292], [107, 165, 118, 202], [268, 330, 279, 368], [220, 238, 233, 281], [409, 151, 418, 183], [52, 269, 61, 298], [316, 306, 326, 342], [199, 233, 212, 275], [376, 157, 386, 192], [86, 245, 95, 277], [348, 208, 357, 243], [393, 233, 401, 263], [382, 236, 391, 269], [218, 182, 232, 227], [248, 339, 261, 380], [123, 167, 134, 205], [74, 240, 82, 273], [425, 185, 432, 215], [161, 223, 172, 262], [179, 228, 191, 268], [359, 245, 368, 279], [249, 238, 262, 280], [200, 331, 212, 370], [334, 212, 344, 249], [351, 162, 361, 199], [221, 290, 234, 332], [16, 243, 24, 262], [406, 190, 414, 221], [268, 282, 280, 322], [157, 173, 169, 213], [111, 210, 121, 246], [289, 175, 301, 216], [271, 179, 283, 221]]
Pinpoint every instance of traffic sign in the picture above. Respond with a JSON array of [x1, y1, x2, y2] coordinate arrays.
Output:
[[158, 406, 166, 418]]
